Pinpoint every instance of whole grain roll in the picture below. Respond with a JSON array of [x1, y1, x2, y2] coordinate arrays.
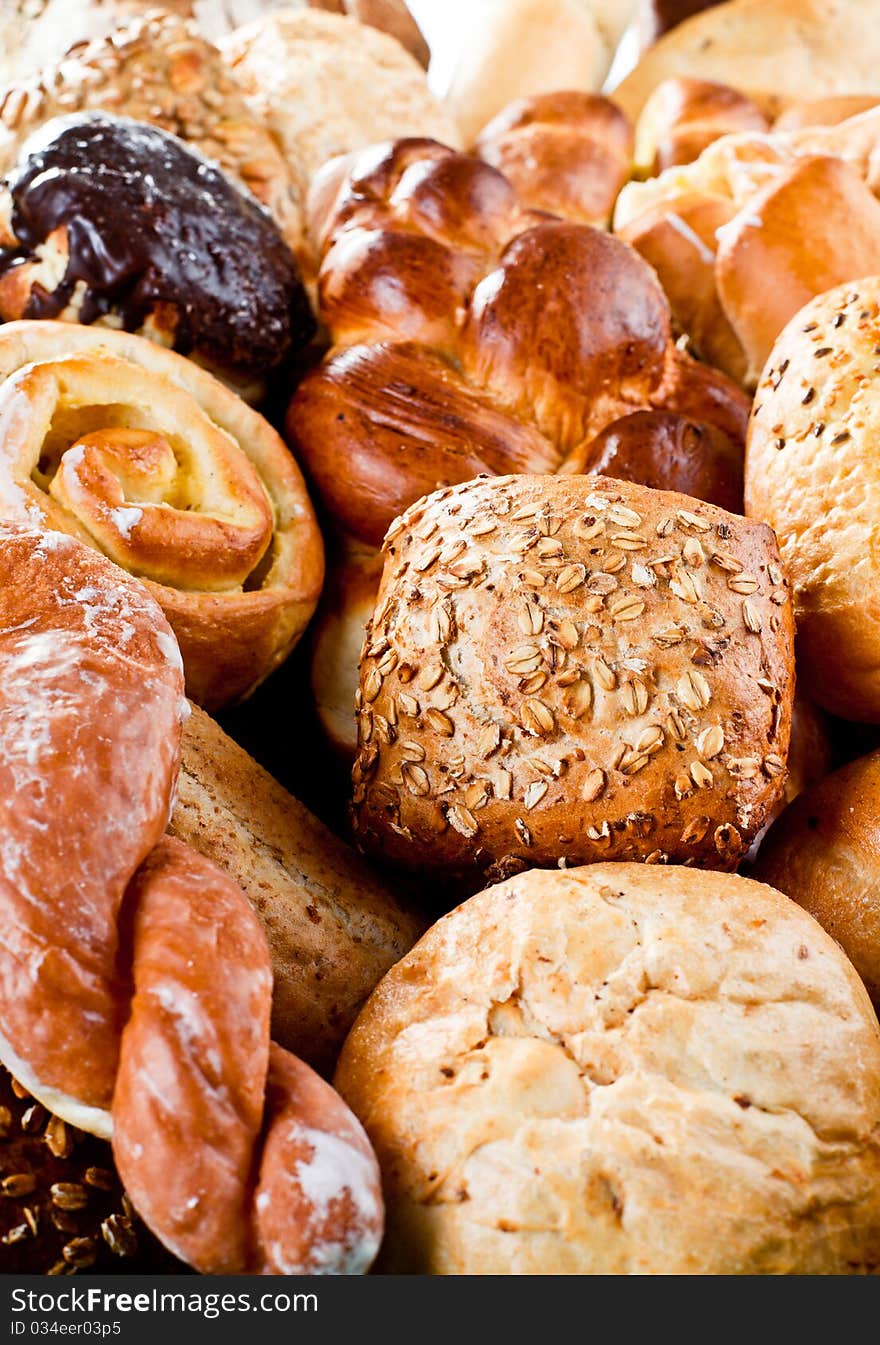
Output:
[[745, 277, 880, 720], [351, 474, 794, 881], [170, 704, 423, 1073], [751, 750, 880, 1007], [335, 862, 880, 1274]]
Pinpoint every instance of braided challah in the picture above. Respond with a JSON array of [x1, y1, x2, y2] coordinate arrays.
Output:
[[288, 135, 750, 547], [0, 525, 382, 1274]]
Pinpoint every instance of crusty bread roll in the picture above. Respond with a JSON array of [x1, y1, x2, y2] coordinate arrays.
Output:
[[171, 703, 423, 1072], [613, 0, 880, 122], [745, 277, 880, 720], [773, 93, 880, 133], [351, 473, 795, 882], [474, 92, 633, 228], [751, 751, 880, 1007], [617, 112, 880, 385], [335, 862, 880, 1274], [221, 9, 459, 208]]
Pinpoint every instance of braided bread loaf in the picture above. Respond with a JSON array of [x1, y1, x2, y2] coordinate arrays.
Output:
[[287, 136, 750, 547], [0, 525, 382, 1274]]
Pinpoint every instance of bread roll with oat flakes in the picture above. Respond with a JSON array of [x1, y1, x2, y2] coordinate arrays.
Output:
[[0, 10, 305, 257], [335, 862, 880, 1274], [351, 474, 794, 883]]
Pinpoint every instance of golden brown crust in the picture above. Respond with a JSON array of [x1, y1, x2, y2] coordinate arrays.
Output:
[[745, 278, 880, 720], [351, 474, 794, 881], [616, 111, 880, 385], [634, 76, 769, 174], [335, 862, 880, 1274], [773, 93, 880, 133], [752, 751, 880, 1006], [561, 409, 744, 512], [0, 10, 304, 257], [292, 134, 753, 543], [0, 322, 324, 710], [475, 91, 634, 227], [170, 703, 424, 1073], [714, 155, 880, 384]]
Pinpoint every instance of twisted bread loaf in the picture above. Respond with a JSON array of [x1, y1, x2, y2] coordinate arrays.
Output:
[[288, 137, 750, 547], [0, 525, 382, 1274], [0, 322, 324, 709]]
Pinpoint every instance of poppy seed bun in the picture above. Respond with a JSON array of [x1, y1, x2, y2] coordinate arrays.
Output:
[[351, 474, 795, 881], [334, 862, 880, 1275]]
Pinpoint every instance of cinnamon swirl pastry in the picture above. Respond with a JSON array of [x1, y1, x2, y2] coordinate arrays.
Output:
[[0, 321, 324, 708]]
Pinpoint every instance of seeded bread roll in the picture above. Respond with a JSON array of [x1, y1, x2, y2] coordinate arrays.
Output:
[[751, 750, 880, 1007], [745, 278, 880, 720], [334, 862, 880, 1274], [0, 1065, 183, 1274], [351, 474, 794, 882], [0, 10, 304, 258]]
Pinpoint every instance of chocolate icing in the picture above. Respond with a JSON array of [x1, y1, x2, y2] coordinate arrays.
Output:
[[0, 114, 315, 383]]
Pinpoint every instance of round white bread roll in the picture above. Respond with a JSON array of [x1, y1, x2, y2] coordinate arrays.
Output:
[[335, 862, 880, 1275], [745, 276, 880, 720]]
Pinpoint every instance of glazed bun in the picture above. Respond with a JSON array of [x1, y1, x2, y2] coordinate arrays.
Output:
[[561, 410, 744, 511], [474, 91, 633, 227], [745, 277, 880, 720], [335, 862, 880, 1274], [751, 750, 880, 1008], [352, 473, 794, 882]]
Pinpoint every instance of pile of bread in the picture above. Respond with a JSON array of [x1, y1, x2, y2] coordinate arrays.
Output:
[[2, 0, 880, 1279]]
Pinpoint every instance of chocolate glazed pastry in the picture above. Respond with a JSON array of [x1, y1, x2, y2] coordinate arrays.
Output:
[[0, 114, 315, 396]]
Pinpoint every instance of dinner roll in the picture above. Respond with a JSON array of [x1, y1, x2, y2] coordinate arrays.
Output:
[[745, 277, 880, 719], [335, 862, 880, 1274], [752, 750, 880, 1007], [352, 474, 794, 881]]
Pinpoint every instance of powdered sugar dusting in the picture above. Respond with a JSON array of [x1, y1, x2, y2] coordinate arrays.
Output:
[[109, 506, 144, 539], [289, 1126, 382, 1275]]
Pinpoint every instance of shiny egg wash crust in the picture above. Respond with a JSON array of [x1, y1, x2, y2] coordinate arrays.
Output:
[[352, 475, 795, 878]]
